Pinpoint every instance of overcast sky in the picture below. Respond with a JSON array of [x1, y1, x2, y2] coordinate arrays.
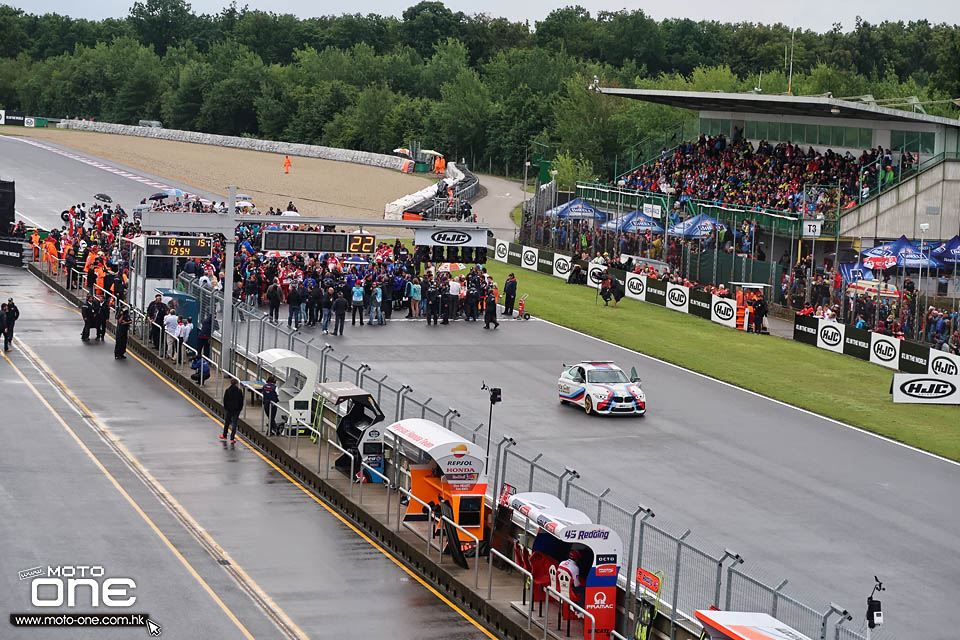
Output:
[[10, 0, 958, 33]]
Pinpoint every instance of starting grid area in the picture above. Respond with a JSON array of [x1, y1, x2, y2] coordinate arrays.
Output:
[[26, 253, 895, 640]]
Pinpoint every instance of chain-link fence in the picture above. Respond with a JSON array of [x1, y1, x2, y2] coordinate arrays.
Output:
[[167, 270, 891, 640]]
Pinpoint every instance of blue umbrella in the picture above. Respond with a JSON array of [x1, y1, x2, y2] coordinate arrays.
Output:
[[862, 235, 945, 269], [544, 198, 606, 221], [599, 210, 639, 231], [622, 212, 664, 234], [667, 213, 726, 239], [931, 235, 960, 265], [343, 256, 368, 265], [164, 188, 185, 198]]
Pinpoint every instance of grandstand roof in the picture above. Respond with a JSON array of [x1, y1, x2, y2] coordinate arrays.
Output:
[[598, 89, 960, 128]]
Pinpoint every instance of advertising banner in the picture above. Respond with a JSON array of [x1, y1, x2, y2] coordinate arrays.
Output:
[[506, 242, 522, 267], [929, 351, 960, 377], [792, 315, 819, 345], [665, 283, 690, 314], [536, 248, 554, 275], [0, 110, 4, 125], [869, 332, 901, 369], [892, 373, 960, 404], [898, 339, 930, 374], [624, 272, 646, 302], [24, 117, 35, 128], [0, 238, 23, 267], [842, 326, 871, 360], [688, 288, 712, 320], [414, 228, 488, 248], [815, 320, 845, 353], [494, 239, 508, 263], [586, 263, 605, 289], [3, 110, 25, 126], [520, 245, 539, 271], [645, 277, 666, 306], [711, 295, 737, 327], [552, 252, 572, 280]]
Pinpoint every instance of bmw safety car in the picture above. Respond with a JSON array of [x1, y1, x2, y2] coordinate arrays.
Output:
[[557, 361, 646, 416]]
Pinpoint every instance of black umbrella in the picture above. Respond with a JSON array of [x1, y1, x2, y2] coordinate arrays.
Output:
[[149, 192, 168, 201], [94, 193, 113, 203]]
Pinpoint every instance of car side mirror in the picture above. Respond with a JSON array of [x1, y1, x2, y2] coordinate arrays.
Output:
[[631, 377, 642, 384]]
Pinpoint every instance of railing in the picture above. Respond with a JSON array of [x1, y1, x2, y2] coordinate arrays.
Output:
[[543, 586, 596, 640], [487, 548, 533, 629]]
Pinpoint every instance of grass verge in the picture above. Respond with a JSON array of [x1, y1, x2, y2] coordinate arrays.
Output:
[[509, 204, 522, 228], [480, 259, 960, 462]]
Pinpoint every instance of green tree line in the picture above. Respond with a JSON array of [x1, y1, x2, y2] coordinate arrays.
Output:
[[1, 0, 958, 179]]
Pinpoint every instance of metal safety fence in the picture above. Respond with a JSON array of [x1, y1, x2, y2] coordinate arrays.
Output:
[[29, 251, 891, 640]]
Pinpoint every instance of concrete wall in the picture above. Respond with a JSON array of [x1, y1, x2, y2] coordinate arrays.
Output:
[[840, 158, 960, 241], [57, 120, 405, 171]]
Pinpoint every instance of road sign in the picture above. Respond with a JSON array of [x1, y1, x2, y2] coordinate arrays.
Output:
[[802, 219, 823, 238]]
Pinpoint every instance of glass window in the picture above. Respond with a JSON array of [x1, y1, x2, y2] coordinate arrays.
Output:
[[769, 122, 780, 141], [844, 127, 859, 148], [891, 130, 904, 150], [831, 126, 844, 146], [722, 119, 731, 136], [920, 132, 935, 154], [700, 118, 710, 135], [859, 128, 872, 149], [755, 121, 768, 140], [819, 125, 832, 146], [806, 124, 819, 145], [745, 120, 756, 139]]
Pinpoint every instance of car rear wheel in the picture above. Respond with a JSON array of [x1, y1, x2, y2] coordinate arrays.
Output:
[[583, 396, 593, 415]]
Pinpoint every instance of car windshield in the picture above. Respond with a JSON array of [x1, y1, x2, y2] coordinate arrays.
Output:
[[587, 369, 629, 383]]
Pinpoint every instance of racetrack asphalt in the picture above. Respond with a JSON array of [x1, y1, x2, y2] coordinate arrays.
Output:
[[3, 134, 957, 639]]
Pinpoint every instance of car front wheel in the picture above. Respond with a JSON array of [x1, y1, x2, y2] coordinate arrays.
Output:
[[583, 396, 593, 415]]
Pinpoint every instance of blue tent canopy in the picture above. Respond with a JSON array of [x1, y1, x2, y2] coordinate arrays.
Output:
[[931, 235, 960, 265], [599, 209, 637, 231], [667, 213, 727, 239], [622, 212, 664, 234], [861, 235, 945, 269], [838, 262, 876, 284], [545, 198, 606, 221]]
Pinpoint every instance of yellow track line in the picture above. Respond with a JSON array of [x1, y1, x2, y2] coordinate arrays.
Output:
[[18, 296, 497, 640], [2, 350, 256, 640], [18, 340, 309, 640]]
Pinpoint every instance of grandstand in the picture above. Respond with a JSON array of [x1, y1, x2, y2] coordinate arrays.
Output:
[[593, 89, 960, 246]]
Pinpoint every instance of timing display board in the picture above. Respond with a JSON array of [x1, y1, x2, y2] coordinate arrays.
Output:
[[261, 231, 375, 254], [145, 235, 212, 257]]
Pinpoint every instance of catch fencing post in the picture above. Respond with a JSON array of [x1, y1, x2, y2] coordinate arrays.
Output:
[[356, 362, 371, 386], [631, 508, 656, 631], [822, 604, 851, 640], [319, 343, 333, 382], [397, 385, 412, 421], [670, 530, 691, 640], [595, 488, 611, 523], [442, 407, 460, 431], [559, 468, 579, 504], [717, 549, 743, 608], [419, 397, 433, 419], [771, 579, 788, 618], [527, 453, 543, 491], [622, 505, 652, 636], [373, 373, 388, 405]]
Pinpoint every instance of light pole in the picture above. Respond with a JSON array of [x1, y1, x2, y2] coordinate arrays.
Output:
[[480, 381, 501, 473], [919, 222, 929, 341]]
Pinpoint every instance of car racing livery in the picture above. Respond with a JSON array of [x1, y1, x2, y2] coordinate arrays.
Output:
[[557, 361, 646, 416]]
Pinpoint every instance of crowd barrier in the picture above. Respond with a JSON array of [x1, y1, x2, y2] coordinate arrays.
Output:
[[491, 238, 740, 330], [56, 120, 406, 171], [793, 315, 960, 376]]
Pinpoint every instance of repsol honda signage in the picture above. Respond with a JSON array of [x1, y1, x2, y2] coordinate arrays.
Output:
[[552, 253, 572, 279], [929, 353, 960, 377], [665, 283, 689, 313], [494, 239, 508, 263], [892, 373, 960, 404], [816, 321, 845, 354], [414, 228, 486, 248], [624, 273, 646, 301], [520, 245, 539, 271], [869, 333, 900, 370], [710, 295, 736, 327]]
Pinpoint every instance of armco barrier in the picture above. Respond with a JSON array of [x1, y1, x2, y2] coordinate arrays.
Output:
[[384, 161, 478, 220], [793, 315, 960, 376], [491, 239, 740, 332], [58, 120, 405, 171]]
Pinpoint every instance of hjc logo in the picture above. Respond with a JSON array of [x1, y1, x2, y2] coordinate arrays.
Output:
[[589, 269, 605, 284], [714, 300, 734, 321], [495, 243, 508, 258], [668, 288, 687, 306], [873, 340, 896, 361], [627, 277, 644, 295], [431, 231, 469, 245], [901, 379, 956, 399], [820, 325, 841, 346], [931, 356, 958, 376], [522, 250, 536, 265], [554, 257, 571, 274]]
